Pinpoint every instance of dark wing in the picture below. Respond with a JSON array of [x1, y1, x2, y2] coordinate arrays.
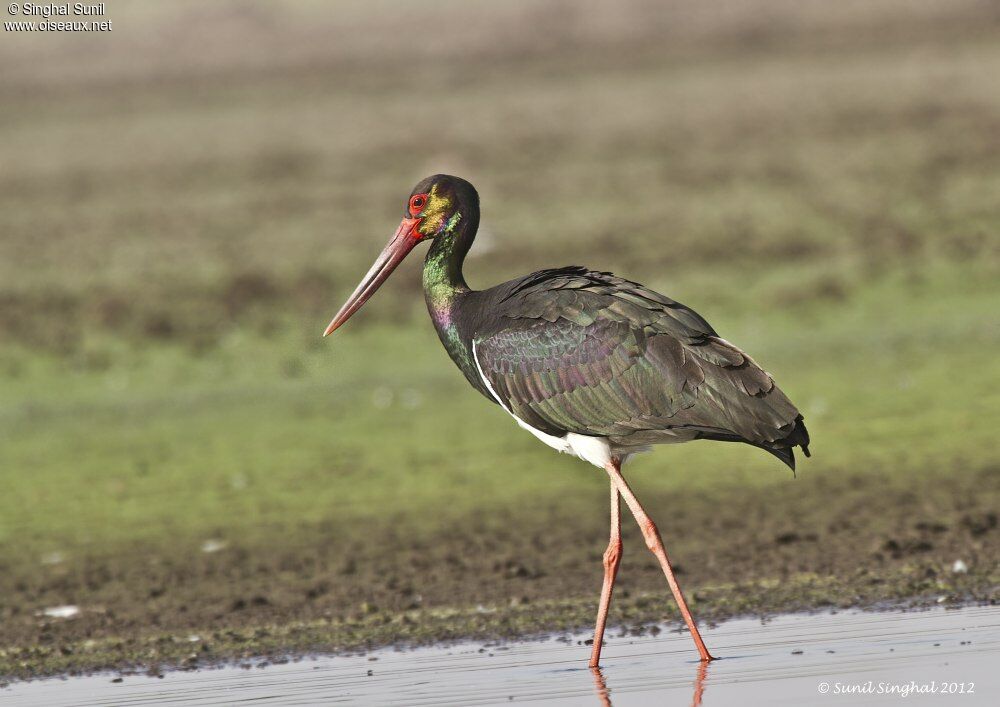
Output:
[[473, 267, 810, 467]]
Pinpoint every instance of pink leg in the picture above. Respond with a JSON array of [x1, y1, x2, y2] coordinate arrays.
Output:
[[604, 459, 715, 662], [589, 481, 622, 668]]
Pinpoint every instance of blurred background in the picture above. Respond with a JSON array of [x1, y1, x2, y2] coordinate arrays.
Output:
[[1, 0, 997, 670]]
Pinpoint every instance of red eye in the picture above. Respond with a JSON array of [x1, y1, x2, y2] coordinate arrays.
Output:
[[409, 194, 427, 214]]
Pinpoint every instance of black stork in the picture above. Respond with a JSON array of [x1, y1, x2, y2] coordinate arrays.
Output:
[[324, 175, 810, 667]]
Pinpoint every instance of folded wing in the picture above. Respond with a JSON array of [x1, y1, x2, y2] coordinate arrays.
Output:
[[473, 267, 809, 466]]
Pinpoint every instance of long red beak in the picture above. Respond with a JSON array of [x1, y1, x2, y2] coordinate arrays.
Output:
[[323, 217, 422, 336]]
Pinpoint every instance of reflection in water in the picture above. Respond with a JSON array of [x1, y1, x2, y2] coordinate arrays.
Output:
[[691, 660, 709, 706], [590, 667, 611, 707], [592, 660, 711, 706]]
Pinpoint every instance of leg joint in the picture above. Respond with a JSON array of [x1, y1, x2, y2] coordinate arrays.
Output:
[[602, 538, 622, 569], [641, 518, 660, 551]]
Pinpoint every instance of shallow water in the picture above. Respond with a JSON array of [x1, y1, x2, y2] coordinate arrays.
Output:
[[5, 605, 998, 705]]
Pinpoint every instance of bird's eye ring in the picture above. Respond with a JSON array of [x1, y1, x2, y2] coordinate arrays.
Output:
[[409, 194, 427, 213]]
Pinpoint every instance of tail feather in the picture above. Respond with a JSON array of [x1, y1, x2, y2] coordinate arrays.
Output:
[[759, 414, 811, 471], [689, 414, 811, 472], [758, 443, 796, 470], [784, 414, 811, 457]]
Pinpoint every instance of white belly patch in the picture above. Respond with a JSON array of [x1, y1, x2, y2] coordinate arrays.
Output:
[[471, 341, 612, 469]]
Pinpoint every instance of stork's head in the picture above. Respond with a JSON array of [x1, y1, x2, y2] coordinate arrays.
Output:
[[323, 175, 478, 336], [407, 174, 476, 240]]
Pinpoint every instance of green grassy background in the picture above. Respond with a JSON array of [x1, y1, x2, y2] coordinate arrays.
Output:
[[3, 264, 996, 551], [1, 0, 998, 674]]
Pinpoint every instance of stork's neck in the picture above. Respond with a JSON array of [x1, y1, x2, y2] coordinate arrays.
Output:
[[423, 218, 479, 383], [423, 236, 470, 303], [422, 211, 476, 313]]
